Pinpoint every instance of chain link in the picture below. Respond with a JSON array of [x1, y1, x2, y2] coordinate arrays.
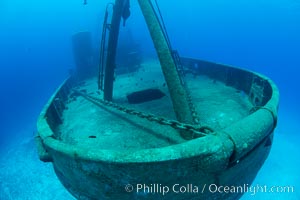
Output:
[[72, 90, 210, 138], [172, 51, 200, 124]]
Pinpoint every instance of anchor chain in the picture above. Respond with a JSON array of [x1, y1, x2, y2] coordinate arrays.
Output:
[[184, 80, 200, 124], [72, 90, 212, 138], [172, 51, 200, 124]]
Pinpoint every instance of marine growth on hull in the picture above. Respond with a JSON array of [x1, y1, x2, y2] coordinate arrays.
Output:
[[35, 1, 279, 199], [56, 59, 253, 150]]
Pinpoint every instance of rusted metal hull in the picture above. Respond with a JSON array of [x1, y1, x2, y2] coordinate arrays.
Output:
[[36, 58, 279, 200]]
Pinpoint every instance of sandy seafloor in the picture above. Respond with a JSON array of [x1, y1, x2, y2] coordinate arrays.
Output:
[[0, 105, 299, 200]]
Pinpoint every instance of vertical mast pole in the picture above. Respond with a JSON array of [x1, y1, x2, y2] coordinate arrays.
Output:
[[104, 0, 126, 101]]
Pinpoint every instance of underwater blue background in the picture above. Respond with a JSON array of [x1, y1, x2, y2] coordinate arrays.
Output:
[[0, 0, 299, 199]]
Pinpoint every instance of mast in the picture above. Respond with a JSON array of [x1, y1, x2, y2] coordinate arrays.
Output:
[[137, 0, 194, 139], [103, 0, 127, 101], [102, 0, 195, 139]]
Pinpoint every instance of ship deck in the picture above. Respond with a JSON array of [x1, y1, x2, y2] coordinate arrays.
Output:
[[57, 60, 253, 150]]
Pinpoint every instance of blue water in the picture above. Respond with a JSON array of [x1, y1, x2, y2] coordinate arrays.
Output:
[[0, 0, 299, 199]]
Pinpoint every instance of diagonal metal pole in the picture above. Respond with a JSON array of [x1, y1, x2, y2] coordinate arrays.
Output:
[[137, 0, 194, 139]]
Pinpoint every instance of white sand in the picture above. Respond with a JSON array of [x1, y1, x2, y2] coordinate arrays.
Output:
[[0, 133, 74, 200]]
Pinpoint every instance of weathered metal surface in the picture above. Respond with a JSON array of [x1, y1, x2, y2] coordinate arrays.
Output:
[[137, 0, 194, 138], [36, 58, 279, 200]]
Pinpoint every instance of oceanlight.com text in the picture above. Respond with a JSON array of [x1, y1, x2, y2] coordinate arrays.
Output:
[[124, 183, 294, 196]]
